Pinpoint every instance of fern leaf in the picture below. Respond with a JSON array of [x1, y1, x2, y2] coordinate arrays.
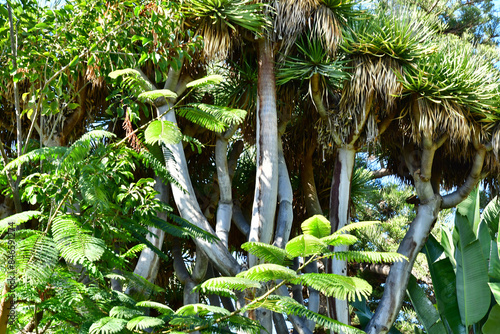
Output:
[[285, 234, 328, 258], [334, 221, 380, 235], [237, 264, 297, 282], [293, 273, 372, 301], [138, 150, 185, 191], [121, 244, 147, 258], [109, 306, 143, 319], [2, 147, 67, 173], [89, 317, 127, 334], [136, 300, 174, 314], [52, 215, 106, 264], [195, 277, 261, 296], [109, 68, 153, 92], [17, 234, 58, 285], [0, 210, 41, 231], [186, 75, 224, 88], [320, 234, 359, 247], [60, 130, 116, 169], [120, 217, 169, 261], [241, 242, 290, 265], [144, 120, 182, 146], [126, 316, 165, 331], [176, 105, 228, 132], [164, 213, 219, 242], [176, 303, 231, 317], [273, 297, 365, 334], [138, 89, 178, 103], [185, 103, 247, 127], [301, 215, 331, 238], [326, 251, 407, 263]]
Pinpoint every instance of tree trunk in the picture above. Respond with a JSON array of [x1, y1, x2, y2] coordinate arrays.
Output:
[[0, 283, 11, 334], [365, 195, 441, 334], [327, 146, 356, 328], [273, 138, 293, 249], [215, 136, 233, 247], [158, 103, 240, 276]]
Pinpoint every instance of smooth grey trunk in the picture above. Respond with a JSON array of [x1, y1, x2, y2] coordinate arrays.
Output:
[[125, 177, 169, 295], [365, 196, 441, 334], [327, 146, 356, 327], [273, 138, 293, 249], [248, 38, 279, 266], [232, 203, 250, 237], [304, 260, 320, 332], [157, 103, 240, 276], [215, 135, 233, 247]]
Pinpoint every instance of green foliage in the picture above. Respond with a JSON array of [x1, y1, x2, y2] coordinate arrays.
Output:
[[144, 120, 183, 146]]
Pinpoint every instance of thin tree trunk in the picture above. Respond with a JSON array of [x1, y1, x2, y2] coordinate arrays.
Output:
[[126, 177, 169, 295], [158, 103, 240, 276], [301, 145, 322, 216], [215, 135, 233, 247], [273, 138, 293, 249], [248, 38, 279, 334], [327, 146, 356, 328], [0, 283, 11, 334], [365, 196, 441, 334]]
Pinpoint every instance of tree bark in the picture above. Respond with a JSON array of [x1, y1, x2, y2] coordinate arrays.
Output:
[[273, 138, 293, 249], [327, 146, 356, 328], [215, 135, 233, 247], [0, 282, 11, 334], [248, 38, 279, 262]]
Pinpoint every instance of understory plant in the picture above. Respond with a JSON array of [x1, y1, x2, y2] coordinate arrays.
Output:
[[90, 215, 405, 334]]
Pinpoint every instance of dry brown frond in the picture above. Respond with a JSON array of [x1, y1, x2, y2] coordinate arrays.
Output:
[[311, 3, 341, 55]]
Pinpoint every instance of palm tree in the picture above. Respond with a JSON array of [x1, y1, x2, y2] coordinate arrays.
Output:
[[365, 32, 500, 334]]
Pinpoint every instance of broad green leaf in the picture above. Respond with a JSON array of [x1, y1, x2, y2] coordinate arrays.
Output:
[[423, 237, 465, 334], [478, 220, 491, 262], [456, 186, 480, 236], [69, 55, 79, 67], [237, 263, 298, 281], [456, 242, 490, 326], [488, 282, 500, 305], [489, 241, 500, 281], [137, 89, 178, 102], [441, 228, 456, 268], [286, 234, 328, 258], [483, 304, 500, 334], [407, 275, 447, 334], [301, 215, 331, 238], [482, 196, 500, 236], [144, 120, 182, 146], [186, 74, 224, 88]]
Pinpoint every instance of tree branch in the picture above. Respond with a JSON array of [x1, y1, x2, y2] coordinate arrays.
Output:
[[310, 74, 328, 119]]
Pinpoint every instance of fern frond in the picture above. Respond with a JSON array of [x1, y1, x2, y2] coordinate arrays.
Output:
[[144, 120, 183, 146], [120, 270, 164, 296], [60, 130, 116, 169], [320, 234, 359, 247], [89, 317, 127, 334], [17, 234, 58, 285], [52, 215, 106, 264], [165, 213, 219, 243], [2, 147, 67, 173], [109, 69, 153, 93], [301, 215, 331, 238], [138, 89, 178, 103], [186, 75, 224, 88], [126, 316, 165, 331], [176, 303, 231, 317], [176, 105, 228, 132], [223, 315, 262, 334], [293, 273, 372, 301], [273, 297, 365, 334], [334, 221, 380, 235], [236, 264, 297, 282], [184, 103, 247, 127], [121, 244, 147, 258], [138, 150, 184, 191], [241, 242, 290, 265], [326, 251, 407, 263], [109, 306, 143, 319], [136, 300, 174, 314], [120, 217, 169, 261], [285, 234, 328, 258], [0, 210, 41, 231], [195, 277, 261, 296]]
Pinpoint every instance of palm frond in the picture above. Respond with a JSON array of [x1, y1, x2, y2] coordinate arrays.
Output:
[[186, 75, 224, 88], [236, 263, 297, 282], [176, 303, 231, 316], [241, 242, 290, 265], [321, 234, 358, 247], [137, 89, 178, 103], [293, 273, 372, 301], [52, 215, 106, 264], [0, 210, 41, 231]]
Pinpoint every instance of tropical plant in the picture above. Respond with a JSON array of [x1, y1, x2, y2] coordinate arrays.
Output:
[[90, 215, 405, 334]]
